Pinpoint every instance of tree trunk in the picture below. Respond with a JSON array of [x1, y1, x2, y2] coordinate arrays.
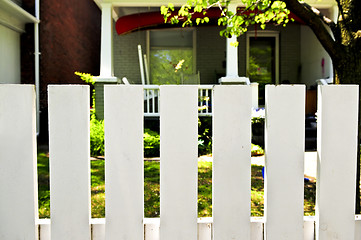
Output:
[[333, 51, 361, 213]]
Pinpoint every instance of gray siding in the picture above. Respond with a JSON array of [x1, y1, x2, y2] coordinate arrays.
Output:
[[279, 24, 301, 83], [112, 24, 300, 85], [196, 26, 226, 84], [113, 30, 146, 84]]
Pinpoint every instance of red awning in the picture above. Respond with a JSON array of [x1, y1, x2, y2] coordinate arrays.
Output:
[[115, 8, 304, 35]]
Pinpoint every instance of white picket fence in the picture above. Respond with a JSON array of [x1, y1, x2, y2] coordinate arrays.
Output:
[[1, 84, 361, 240]]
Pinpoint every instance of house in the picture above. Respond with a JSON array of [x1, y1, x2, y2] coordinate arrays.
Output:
[[92, 0, 337, 119], [0, 0, 38, 86], [1, 0, 101, 143]]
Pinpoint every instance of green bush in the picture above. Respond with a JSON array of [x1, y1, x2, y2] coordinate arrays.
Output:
[[89, 118, 265, 157], [251, 143, 264, 156], [144, 128, 160, 157], [198, 117, 212, 156], [90, 116, 105, 157], [89, 120, 161, 158]]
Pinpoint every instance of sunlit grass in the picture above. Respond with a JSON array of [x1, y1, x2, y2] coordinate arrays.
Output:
[[37, 154, 317, 219]]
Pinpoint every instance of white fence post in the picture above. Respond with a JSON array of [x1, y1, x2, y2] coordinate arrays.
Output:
[[160, 85, 198, 239], [212, 85, 252, 239], [48, 85, 91, 239], [104, 85, 144, 239], [264, 85, 305, 240], [0, 85, 38, 240], [316, 85, 358, 240]]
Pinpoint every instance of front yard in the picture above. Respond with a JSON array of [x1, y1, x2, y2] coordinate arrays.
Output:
[[37, 152, 316, 218]]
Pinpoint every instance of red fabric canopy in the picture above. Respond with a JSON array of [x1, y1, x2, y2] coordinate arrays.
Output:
[[115, 8, 304, 35]]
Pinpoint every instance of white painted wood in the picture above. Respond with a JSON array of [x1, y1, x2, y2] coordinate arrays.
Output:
[[304, 216, 315, 240], [0, 85, 38, 239], [264, 85, 305, 240], [160, 85, 198, 239], [225, 4, 238, 78], [144, 218, 160, 240], [316, 85, 358, 240], [100, 3, 114, 77], [92, 219, 106, 240], [104, 85, 144, 239], [251, 82, 259, 108], [48, 85, 91, 239], [212, 85, 252, 239], [355, 216, 361, 240], [38, 219, 51, 240], [198, 218, 213, 240], [251, 218, 264, 240]]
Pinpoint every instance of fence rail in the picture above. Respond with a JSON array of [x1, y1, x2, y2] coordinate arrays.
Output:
[[1, 84, 361, 240]]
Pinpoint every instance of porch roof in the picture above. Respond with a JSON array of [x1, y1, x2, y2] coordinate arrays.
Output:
[[94, 0, 337, 8], [0, 0, 39, 32], [115, 7, 305, 35]]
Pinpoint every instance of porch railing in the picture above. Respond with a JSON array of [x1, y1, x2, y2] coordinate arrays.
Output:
[[144, 85, 213, 117]]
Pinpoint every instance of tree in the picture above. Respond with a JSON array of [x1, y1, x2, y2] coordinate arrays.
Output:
[[162, 0, 361, 212]]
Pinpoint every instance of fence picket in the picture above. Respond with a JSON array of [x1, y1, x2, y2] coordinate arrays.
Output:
[[212, 85, 252, 239], [104, 85, 144, 239], [160, 86, 198, 239], [0, 85, 38, 240], [264, 85, 305, 240], [2, 84, 361, 240], [48, 85, 91, 239], [316, 85, 358, 240]]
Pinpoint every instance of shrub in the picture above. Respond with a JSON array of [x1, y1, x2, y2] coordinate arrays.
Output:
[[251, 143, 265, 156], [144, 128, 160, 157], [198, 117, 212, 156], [90, 116, 105, 157]]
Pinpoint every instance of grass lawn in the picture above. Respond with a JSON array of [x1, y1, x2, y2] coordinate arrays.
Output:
[[37, 152, 316, 218]]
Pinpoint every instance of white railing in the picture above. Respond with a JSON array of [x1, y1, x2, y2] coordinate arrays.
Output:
[[144, 85, 213, 117], [1, 84, 360, 240]]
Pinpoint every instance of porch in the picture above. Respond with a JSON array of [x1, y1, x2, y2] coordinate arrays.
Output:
[[91, 0, 337, 121]]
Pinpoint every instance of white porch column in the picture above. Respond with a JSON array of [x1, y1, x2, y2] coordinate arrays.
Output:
[[219, 3, 250, 85], [100, 3, 114, 78]]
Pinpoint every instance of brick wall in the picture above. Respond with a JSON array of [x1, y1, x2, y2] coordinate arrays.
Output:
[[21, 0, 101, 142], [38, 0, 100, 108]]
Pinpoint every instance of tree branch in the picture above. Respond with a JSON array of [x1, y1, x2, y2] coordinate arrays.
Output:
[[283, 0, 344, 62]]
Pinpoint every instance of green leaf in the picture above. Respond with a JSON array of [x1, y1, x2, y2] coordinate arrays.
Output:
[[168, 3, 175, 11]]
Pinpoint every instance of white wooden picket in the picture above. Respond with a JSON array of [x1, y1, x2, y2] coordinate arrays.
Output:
[[104, 85, 144, 239], [0, 85, 38, 240], [264, 85, 305, 239], [316, 85, 358, 240], [212, 85, 252, 239], [48, 85, 91, 239], [1, 84, 361, 240], [160, 86, 199, 239]]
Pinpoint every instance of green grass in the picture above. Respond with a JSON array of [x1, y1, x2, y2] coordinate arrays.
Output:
[[37, 154, 316, 218]]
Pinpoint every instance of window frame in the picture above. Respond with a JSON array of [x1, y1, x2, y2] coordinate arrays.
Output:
[[246, 30, 280, 84], [146, 28, 197, 84]]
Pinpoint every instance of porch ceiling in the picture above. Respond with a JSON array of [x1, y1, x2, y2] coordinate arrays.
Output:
[[0, 0, 38, 32]]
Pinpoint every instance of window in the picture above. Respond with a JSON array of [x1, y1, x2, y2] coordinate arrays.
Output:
[[247, 31, 279, 105], [148, 29, 196, 85]]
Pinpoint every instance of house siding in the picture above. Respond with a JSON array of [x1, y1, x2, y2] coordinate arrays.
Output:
[[113, 29, 146, 84], [279, 24, 301, 83], [0, 24, 21, 84], [196, 26, 227, 84], [112, 24, 301, 85]]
